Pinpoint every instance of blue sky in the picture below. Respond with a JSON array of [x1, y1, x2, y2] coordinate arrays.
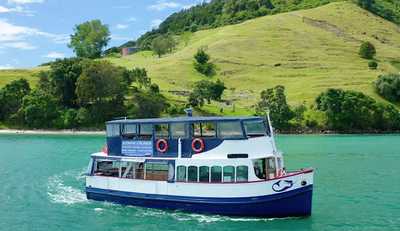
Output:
[[0, 0, 204, 69]]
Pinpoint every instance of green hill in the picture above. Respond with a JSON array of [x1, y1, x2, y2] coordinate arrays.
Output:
[[1, 2, 400, 115], [104, 2, 400, 114]]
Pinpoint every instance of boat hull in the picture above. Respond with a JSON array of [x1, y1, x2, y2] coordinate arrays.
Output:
[[86, 185, 313, 217]]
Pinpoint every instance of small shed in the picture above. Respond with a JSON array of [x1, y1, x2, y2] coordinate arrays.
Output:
[[122, 47, 139, 56]]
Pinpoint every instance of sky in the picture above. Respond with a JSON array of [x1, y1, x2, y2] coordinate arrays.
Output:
[[0, 0, 205, 69]]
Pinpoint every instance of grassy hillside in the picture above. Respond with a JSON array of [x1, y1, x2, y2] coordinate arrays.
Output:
[[0, 67, 46, 88], [1, 2, 399, 116], [105, 2, 400, 115]]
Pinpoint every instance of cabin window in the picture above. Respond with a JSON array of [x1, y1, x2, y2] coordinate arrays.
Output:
[[236, 166, 248, 182], [120, 162, 144, 179], [176, 165, 186, 182], [139, 124, 153, 138], [122, 124, 137, 139], [145, 162, 169, 181], [155, 124, 169, 138], [211, 166, 222, 182], [253, 159, 266, 180], [188, 166, 198, 182], [266, 157, 276, 179], [199, 166, 210, 182], [244, 120, 266, 137], [93, 160, 120, 177], [106, 124, 120, 137], [192, 122, 216, 138], [171, 123, 188, 139], [202, 122, 216, 137], [223, 166, 235, 182], [217, 121, 243, 139]]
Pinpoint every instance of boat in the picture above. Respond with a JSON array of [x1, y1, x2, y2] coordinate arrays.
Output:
[[85, 113, 314, 217]]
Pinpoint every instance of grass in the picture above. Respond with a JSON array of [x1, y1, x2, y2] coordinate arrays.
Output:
[[1, 2, 400, 116], [105, 2, 400, 114], [0, 67, 46, 88]]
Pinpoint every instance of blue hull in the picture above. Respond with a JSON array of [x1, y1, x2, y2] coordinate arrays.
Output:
[[86, 185, 313, 218]]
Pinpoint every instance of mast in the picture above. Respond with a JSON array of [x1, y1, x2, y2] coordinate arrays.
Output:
[[266, 112, 277, 154]]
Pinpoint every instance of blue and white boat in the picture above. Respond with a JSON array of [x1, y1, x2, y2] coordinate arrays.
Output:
[[85, 114, 314, 217]]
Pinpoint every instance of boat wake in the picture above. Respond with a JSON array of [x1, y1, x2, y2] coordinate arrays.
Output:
[[139, 208, 284, 223], [47, 168, 88, 205]]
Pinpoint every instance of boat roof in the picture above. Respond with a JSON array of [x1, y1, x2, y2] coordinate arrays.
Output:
[[107, 116, 264, 124]]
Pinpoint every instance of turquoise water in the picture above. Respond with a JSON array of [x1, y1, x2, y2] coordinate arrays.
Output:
[[0, 134, 399, 231]]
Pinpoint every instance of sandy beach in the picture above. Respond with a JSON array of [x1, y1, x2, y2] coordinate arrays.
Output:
[[0, 129, 105, 135]]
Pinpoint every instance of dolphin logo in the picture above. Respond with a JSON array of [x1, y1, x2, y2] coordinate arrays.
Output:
[[272, 180, 294, 192]]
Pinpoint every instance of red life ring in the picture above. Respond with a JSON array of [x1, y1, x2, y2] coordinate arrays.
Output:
[[156, 139, 168, 153], [192, 138, 205, 153]]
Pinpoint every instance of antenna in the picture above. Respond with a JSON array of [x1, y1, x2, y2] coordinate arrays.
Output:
[[266, 111, 277, 154], [184, 108, 193, 117]]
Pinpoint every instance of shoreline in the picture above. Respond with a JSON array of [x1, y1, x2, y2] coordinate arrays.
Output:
[[0, 129, 398, 136], [0, 129, 105, 135]]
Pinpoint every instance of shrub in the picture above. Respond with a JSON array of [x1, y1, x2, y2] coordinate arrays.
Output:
[[374, 74, 400, 102], [359, 41, 376, 59], [193, 48, 216, 77], [368, 60, 378, 69], [255, 85, 294, 130]]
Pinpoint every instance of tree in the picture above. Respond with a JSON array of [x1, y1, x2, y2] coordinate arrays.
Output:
[[68, 20, 110, 59], [359, 41, 376, 59], [0, 78, 31, 121], [75, 61, 126, 124], [44, 58, 83, 108], [315, 89, 378, 131], [358, 0, 374, 10], [127, 88, 168, 118], [76, 61, 124, 105], [368, 60, 378, 69], [194, 48, 216, 76], [374, 74, 400, 102], [188, 80, 226, 107], [18, 90, 59, 128], [255, 85, 294, 130], [151, 35, 175, 57]]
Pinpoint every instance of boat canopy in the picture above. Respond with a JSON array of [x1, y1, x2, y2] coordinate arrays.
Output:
[[107, 116, 264, 125], [104, 116, 271, 158]]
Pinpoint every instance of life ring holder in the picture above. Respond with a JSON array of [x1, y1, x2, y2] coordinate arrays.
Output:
[[156, 139, 168, 153], [191, 138, 205, 153]]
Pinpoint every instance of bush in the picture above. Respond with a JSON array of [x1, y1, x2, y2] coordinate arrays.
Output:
[[368, 60, 378, 69], [374, 74, 400, 102], [315, 88, 400, 131], [359, 41, 376, 59], [188, 80, 226, 107], [193, 48, 216, 77], [255, 85, 294, 130], [18, 90, 59, 128]]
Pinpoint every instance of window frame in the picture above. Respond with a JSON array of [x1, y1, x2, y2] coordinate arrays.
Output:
[[199, 166, 210, 183], [223, 165, 236, 182], [210, 166, 222, 183], [187, 165, 198, 182]]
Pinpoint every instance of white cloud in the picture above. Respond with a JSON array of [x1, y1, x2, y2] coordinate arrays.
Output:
[[43, 51, 65, 59], [116, 24, 128, 30], [7, 0, 44, 5], [0, 19, 68, 50], [1, 41, 36, 49], [0, 5, 33, 15], [182, 4, 195, 10], [0, 64, 14, 70], [150, 19, 162, 29], [127, 17, 137, 22], [148, 1, 180, 11], [111, 35, 131, 41]]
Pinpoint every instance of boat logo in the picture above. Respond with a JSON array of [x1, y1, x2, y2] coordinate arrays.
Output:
[[272, 180, 294, 192]]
